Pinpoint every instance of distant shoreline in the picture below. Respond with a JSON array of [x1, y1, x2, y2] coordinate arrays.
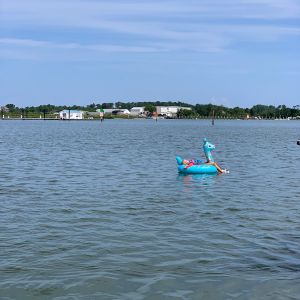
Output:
[[1, 117, 299, 121], [1, 103, 299, 120]]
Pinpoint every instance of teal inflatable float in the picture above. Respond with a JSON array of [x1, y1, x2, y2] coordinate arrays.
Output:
[[176, 138, 226, 175]]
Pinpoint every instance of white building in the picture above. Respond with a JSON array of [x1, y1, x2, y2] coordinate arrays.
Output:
[[115, 109, 130, 115], [156, 106, 192, 118], [59, 110, 84, 120], [0, 106, 9, 113], [130, 107, 145, 116]]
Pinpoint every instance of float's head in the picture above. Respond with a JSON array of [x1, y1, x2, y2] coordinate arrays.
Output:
[[203, 138, 215, 162], [203, 138, 215, 152]]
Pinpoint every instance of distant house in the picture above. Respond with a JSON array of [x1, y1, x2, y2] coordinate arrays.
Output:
[[0, 106, 9, 113], [130, 107, 145, 116], [59, 110, 84, 120], [115, 109, 130, 115], [156, 106, 191, 118]]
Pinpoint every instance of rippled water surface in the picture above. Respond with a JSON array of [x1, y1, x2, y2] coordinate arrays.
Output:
[[1, 119, 300, 299]]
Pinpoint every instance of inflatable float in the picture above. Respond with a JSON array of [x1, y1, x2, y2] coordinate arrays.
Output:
[[176, 138, 227, 175], [176, 156, 218, 174]]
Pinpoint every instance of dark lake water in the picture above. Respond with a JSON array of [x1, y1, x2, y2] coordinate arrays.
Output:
[[1, 119, 300, 299]]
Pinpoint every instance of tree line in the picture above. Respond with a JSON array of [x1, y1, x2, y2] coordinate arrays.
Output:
[[1, 102, 299, 119]]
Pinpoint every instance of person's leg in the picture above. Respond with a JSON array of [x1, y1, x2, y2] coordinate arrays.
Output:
[[206, 162, 223, 173], [213, 162, 223, 173]]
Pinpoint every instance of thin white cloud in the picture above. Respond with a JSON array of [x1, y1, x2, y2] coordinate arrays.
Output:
[[1, 0, 299, 60], [2, 0, 300, 22], [0, 38, 167, 61]]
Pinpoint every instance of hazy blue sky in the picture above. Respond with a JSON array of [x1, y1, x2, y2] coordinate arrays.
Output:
[[1, 0, 299, 107]]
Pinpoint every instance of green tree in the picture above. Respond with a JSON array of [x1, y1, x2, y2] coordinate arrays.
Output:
[[144, 104, 156, 115], [177, 109, 194, 118], [5, 104, 16, 112]]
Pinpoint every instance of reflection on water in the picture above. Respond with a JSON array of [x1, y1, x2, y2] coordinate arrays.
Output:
[[1, 120, 300, 300], [177, 173, 218, 188]]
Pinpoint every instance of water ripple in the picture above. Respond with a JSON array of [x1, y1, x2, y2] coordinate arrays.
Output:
[[1, 120, 300, 299]]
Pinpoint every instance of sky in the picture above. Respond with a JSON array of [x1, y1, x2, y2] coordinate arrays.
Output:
[[0, 0, 300, 108]]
